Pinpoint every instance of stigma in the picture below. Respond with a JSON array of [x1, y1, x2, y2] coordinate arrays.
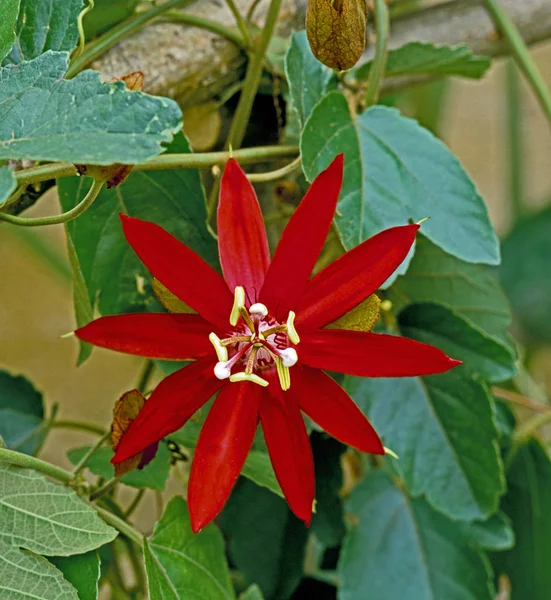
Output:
[[209, 286, 300, 390]]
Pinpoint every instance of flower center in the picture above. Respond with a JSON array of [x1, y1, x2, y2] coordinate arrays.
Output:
[[209, 286, 300, 390]]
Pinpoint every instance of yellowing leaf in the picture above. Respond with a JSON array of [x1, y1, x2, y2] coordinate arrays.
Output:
[[327, 294, 380, 332], [306, 0, 367, 70], [153, 278, 196, 314]]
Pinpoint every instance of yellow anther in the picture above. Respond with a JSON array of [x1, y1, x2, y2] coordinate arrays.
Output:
[[384, 446, 399, 460], [286, 311, 300, 344], [208, 332, 228, 362], [229, 372, 269, 387], [276, 358, 291, 391], [230, 286, 246, 326], [416, 216, 430, 225]]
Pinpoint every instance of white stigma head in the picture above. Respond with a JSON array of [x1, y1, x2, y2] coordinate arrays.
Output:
[[249, 303, 268, 318], [214, 362, 232, 380], [279, 347, 298, 367]]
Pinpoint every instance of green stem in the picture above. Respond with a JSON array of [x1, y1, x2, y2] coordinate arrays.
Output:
[[90, 476, 122, 501], [225, 0, 253, 49], [14, 145, 299, 187], [161, 10, 245, 48], [224, 0, 282, 150], [72, 0, 95, 62], [93, 503, 143, 546], [3, 185, 27, 209], [124, 536, 146, 593], [514, 411, 551, 445], [247, 156, 302, 182], [66, 0, 194, 78], [364, 0, 390, 107], [137, 360, 155, 394], [506, 59, 524, 221], [0, 178, 105, 227], [482, 0, 551, 124], [53, 420, 106, 436], [0, 448, 73, 484], [72, 431, 111, 477], [124, 489, 145, 518]]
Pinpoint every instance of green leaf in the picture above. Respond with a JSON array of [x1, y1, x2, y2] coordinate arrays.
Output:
[[66, 234, 93, 365], [501, 205, 551, 342], [338, 471, 494, 600], [49, 551, 100, 600], [0, 165, 17, 208], [239, 585, 265, 600], [241, 450, 283, 499], [0, 462, 117, 555], [220, 479, 307, 600], [0, 370, 44, 455], [67, 444, 171, 491], [144, 496, 235, 600], [0, 539, 79, 600], [58, 133, 216, 316], [4, 0, 83, 64], [346, 370, 504, 521], [83, 0, 138, 39], [398, 303, 517, 382], [491, 440, 551, 600], [387, 236, 515, 350], [301, 92, 499, 265], [356, 42, 491, 80], [285, 31, 337, 128], [463, 513, 515, 552], [0, 0, 20, 63], [0, 51, 181, 164], [310, 434, 345, 548]]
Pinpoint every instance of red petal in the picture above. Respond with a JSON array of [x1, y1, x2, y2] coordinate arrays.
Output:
[[260, 155, 343, 319], [76, 313, 216, 360], [112, 357, 223, 463], [218, 159, 270, 302], [188, 382, 260, 533], [300, 329, 461, 377], [297, 224, 419, 330], [259, 371, 315, 525], [120, 215, 233, 330], [292, 366, 384, 454]]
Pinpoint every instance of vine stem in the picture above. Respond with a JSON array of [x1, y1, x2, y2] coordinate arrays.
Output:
[[90, 476, 122, 501], [364, 0, 390, 107], [72, 0, 95, 62], [53, 420, 106, 436], [482, 0, 551, 125], [225, 0, 252, 49], [12, 145, 299, 188], [492, 386, 551, 413], [224, 0, 283, 151], [137, 360, 155, 394], [160, 10, 246, 48], [505, 59, 524, 221], [93, 503, 143, 546], [66, 0, 194, 78], [0, 448, 73, 484], [247, 156, 302, 182], [71, 431, 111, 477], [0, 178, 105, 227]]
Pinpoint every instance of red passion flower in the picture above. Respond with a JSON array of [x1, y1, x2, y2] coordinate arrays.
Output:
[[76, 154, 460, 532]]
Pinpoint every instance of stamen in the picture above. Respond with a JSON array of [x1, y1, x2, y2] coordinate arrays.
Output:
[[279, 348, 298, 367], [249, 303, 268, 317], [286, 311, 300, 344], [245, 346, 259, 374], [220, 335, 251, 346], [276, 358, 291, 391], [230, 286, 246, 326], [384, 446, 400, 460], [229, 372, 269, 387], [209, 332, 228, 362]]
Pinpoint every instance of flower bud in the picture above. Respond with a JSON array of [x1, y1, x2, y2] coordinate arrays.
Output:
[[306, 0, 367, 70]]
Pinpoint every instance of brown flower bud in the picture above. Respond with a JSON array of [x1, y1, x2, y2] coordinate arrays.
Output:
[[306, 0, 367, 70]]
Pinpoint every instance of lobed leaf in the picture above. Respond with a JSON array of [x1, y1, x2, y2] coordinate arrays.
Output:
[[0, 51, 182, 164], [338, 471, 495, 600], [301, 92, 499, 266], [0, 370, 44, 455], [0, 462, 117, 556], [0, 0, 20, 64], [144, 496, 235, 600], [346, 370, 505, 521], [356, 42, 491, 81], [49, 551, 100, 600]]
